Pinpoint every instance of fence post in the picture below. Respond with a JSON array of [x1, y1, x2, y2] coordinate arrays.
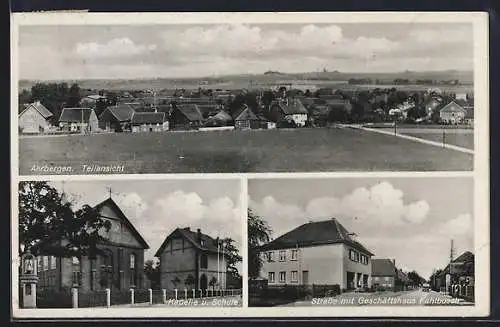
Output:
[[192, 289, 195, 298], [205, 289, 209, 297], [71, 287, 78, 308], [175, 289, 178, 300], [148, 289, 153, 306], [184, 288, 187, 300], [199, 289, 202, 298], [231, 289, 234, 297], [106, 288, 110, 308], [130, 288, 135, 305], [162, 289, 167, 304]]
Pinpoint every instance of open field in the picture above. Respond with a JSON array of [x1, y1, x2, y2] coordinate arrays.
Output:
[[376, 127, 474, 150], [19, 127, 473, 174]]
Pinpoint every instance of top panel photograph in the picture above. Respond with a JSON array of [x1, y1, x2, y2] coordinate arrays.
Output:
[[13, 13, 485, 175]]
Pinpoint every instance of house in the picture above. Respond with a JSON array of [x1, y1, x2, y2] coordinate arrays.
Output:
[[233, 104, 260, 130], [58, 108, 99, 133], [169, 104, 204, 130], [258, 218, 374, 290], [439, 101, 467, 124], [371, 259, 398, 291], [269, 98, 308, 127], [205, 110, 233, 127], [311, 98, 352, 126], [36, 197, 150, 292], [155, 227, 228, 291], [18, 101, 54, 133], [130, 112, 168, 132], [432, 251, 475, 292], [98, 104, 135, 132]]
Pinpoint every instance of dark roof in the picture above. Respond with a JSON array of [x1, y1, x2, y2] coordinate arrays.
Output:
[[259, 218, 373, 255], [58, 108, 95, 122], [20, 102, 53, 119], [439, 101, 467, 113], [233, 104, 259, 121], [93, 197, 149, 249], [372, 259, 397, 277], [131, 112, 165, 125], [273, 98, 308, 115], [296, 97, 317, 108], [122, 102, 146, 112], [437, 251, 475, 277], [154, 227, 224, 257], [175, 104, 204, 122], [102, 104, 135, 122]]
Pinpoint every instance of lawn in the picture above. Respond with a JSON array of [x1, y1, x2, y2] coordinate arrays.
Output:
[[18, 127, 473, 174], [375, 127, 474, 150]]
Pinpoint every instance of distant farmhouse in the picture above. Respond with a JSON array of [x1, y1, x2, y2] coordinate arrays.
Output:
[[169, 104, 204, 130], [431, 251, 474, 292], [258, 218, 374, 290], [130, 112, 168, 132], [439, 101, 468, 124], [18, 101, 54, 134], [233, 104, 260, 130], [36, 197, 149, 292], [269, 98, 308, 127], [371, 258, 411, 291], [98, 104, 135, 132], [58, 108, 99, 133], [155, 227, 229, 291]]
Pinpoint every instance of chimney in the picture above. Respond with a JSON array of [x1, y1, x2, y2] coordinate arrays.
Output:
[[197, 228, 202, 243], [392, 259, 396, 266]]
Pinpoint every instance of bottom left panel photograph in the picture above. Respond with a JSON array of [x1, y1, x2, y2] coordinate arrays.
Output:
[[14, 178, 243, 310]]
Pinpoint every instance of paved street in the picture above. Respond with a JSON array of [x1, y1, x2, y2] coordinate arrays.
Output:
[[279, 289, 473, 307]]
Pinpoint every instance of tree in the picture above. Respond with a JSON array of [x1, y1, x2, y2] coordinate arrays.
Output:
[[18, 181, 111, 258], [184, 274, 195, 289], [172, 276, 181, 289], [221, 237, 242, 276], [248, 208, 272, 279], [66, 83, 81, 107], [30, 82, 70, 120], [407, 270, 426, 286], [144, 259, 161, 289], [209, 276, 218, 290]]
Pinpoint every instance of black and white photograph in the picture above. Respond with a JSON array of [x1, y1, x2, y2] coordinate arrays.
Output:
[[13, 13, 485, 175], [248, 177, 476, 307], [15, 178, 243, 310]]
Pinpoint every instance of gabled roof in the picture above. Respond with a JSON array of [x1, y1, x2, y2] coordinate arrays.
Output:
[[437, 251, 475, 277], [154, 227, 223, 257], [259, 218, 373, 255], [20, 101, 53, 119], [93, 197, 149, 249], [59, 108, 95, 122], [439, 101, 467, 113], [233, 104, 259, 121], [131, 112, 165, 125], [175, 104, 204, 122], [372, 259, 397, 277], [102, 104, 135, 122], [273, 98, 308, 115]]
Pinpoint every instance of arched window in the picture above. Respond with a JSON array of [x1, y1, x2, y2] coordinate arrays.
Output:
[[129, 253, 137, 287], [100, 249, 114, 289]]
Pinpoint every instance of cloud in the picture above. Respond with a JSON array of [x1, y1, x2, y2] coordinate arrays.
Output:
[[74, 37, 157, 58], [114, 192, 149, 219], [436, 213, 473, 236]]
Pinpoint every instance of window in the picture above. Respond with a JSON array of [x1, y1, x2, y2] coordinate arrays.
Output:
[[384, 276, 390, 282], [129, 253, 136, 269], [360, 254, 368, 265], [90, 259, 97, 291], [279, 271, 286, 283], [279, 250, 286, 262], [267, 251, 274, 262], [50, 256, 57, 270], [72, 271, 82, 286], [291, 271, 298, 282], [130, 253, 137, 286], [268, 272, 275, 283], [200, 240, 205, 246], [349, 249, 359, 262], [43, 256, 49, 271], [291, 250, 298, 261], [200, 254, 208, 269], [37, 256, 43, 272]]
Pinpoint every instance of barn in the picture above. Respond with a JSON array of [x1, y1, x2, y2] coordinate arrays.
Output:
[[169, 104, 204, 130], [232, 104, 260, 130], [98, 104, 135, 132], [269, 98, 308, 127], [130, 112, 168, 132], [58, 108, 99, 133], [18, 101, 54, 134]]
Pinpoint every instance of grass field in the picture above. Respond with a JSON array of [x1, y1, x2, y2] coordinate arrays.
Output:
[[376, 127, 474, 150], [19, 127, 473, 174]]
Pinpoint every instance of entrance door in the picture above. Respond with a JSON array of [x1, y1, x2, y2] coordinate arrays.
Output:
[[302, 271, 309, 285], [200, 274, 208, 291]]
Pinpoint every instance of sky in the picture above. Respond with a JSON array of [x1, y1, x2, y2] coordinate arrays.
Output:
[[47, 179, 242, 270], [249, 177, 474, 279], [18, 23, 473, 80]]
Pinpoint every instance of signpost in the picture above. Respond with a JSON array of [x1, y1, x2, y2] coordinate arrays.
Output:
[[19, 250, 39, 308]]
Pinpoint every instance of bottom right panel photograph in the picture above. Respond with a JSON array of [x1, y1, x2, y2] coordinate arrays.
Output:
[[247, 176, 475, 308]]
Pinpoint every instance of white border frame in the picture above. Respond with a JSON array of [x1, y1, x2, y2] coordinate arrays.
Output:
[[10, 11, 490, 318]]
